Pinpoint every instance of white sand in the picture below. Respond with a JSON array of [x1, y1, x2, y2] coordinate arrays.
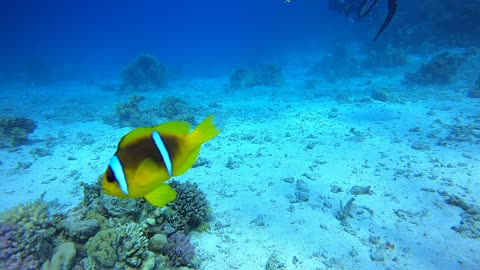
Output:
[[1, 51, 479, 270]]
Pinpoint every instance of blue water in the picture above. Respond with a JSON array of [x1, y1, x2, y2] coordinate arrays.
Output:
[[1, 0, 379, 75], [1, 1, 479, 269]]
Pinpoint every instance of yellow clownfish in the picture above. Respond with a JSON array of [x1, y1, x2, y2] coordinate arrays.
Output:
[[101, 115, 220, 207]]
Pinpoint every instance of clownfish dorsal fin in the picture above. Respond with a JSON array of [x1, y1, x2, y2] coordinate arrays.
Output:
[[144, 183, 177, 207], [153, 121, 192, 136]]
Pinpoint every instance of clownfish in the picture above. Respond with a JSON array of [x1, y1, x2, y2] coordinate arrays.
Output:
[[101, 115, 220, 207]]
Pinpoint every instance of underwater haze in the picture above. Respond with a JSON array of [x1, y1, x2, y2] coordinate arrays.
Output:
[[2, 0, 348, 75], [1, 0, 479, 269]]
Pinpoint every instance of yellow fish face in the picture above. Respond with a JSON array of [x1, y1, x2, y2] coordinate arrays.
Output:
[[101, 168, 128, 198]]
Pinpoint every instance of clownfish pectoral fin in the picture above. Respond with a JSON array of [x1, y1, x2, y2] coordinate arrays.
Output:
[[144, 184, 177, 207]]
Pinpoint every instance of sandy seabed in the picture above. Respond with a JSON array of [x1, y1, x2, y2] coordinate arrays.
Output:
[[1, 52, 479, 270]]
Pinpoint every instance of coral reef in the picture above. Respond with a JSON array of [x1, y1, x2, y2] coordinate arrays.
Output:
[[104, 95, 202, 128], [62, 208, 102, 243], [85, 222, 148, 268], [119, 54, 167, 92], [0, 116, 37, 147], [115, 95, 146, 127], [385, 2, 480, 50], [403, 52, 463, 85], [228, 63, 284, 90], [0, 177, 211, 269], [157, 96, 198, 124], [103, 95, 152, 127]]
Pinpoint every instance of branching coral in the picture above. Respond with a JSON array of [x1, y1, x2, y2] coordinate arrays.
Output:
[[0, 116, 37, 147], [85, 222, 148, 268], [119, 54, 167, 92], [162, 232, 196, 267]]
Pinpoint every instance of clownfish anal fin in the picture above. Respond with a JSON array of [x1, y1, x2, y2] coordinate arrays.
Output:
[[144, 184, 177, 207]]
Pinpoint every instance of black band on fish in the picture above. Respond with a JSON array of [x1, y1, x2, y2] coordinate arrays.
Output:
[[109, 155, 129, 195], [151, 131, 173, 177]]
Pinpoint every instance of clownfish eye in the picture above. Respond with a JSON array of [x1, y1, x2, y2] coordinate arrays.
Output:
[[106, 168, 116, 183]]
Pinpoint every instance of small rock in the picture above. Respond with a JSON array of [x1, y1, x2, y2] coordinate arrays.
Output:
[[370, 249, 385, 262], [149, 234, 168, 252], [146, 217, 156, 226], [350, 185, 373, 195]]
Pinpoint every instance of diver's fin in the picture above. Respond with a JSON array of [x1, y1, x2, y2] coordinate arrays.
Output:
[[144, 184, 177, 207], [373, 0, 397, 42]]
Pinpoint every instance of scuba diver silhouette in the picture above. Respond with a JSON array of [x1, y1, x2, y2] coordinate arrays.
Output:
[[328, 0, 398, 42]]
